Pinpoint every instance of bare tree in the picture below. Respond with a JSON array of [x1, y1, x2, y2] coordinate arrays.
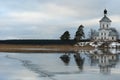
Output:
[[88, 29, 96, 40]]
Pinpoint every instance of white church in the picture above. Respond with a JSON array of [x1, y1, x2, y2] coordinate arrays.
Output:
[[93, 9, 119, 41], [77, 9, 120, 47]]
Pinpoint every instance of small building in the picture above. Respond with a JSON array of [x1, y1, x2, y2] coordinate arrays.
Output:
[[76, 39, 91, 46]]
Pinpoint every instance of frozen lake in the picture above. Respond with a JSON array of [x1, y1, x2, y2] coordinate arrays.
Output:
[[0, 49, 120, 80]]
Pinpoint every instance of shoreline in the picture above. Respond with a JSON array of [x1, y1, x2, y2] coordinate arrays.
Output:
[[0, 44, 95, 53]]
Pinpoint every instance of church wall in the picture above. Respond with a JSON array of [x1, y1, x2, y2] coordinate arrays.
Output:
[[100, 22, 111, 29], [99, 30, 110, 40], [93, 36, 117, 41], [108, 36, 116, 41]]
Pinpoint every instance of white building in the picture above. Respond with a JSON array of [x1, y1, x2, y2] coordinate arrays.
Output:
[[93, 9, 118, 41]]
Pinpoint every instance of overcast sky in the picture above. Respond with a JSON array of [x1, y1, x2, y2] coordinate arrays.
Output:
[[0, 0, 120, 39]]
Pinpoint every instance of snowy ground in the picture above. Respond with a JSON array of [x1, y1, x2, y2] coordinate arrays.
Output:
[[0, 52, 120, 80]]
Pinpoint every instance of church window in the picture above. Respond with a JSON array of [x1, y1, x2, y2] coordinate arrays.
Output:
[[94, 37, 96, 39], [104, 33, 106, 35], [101, 33, 103, 35], [103, 24, 104, 28], [107, 24, 108, 28], [104, 37, 106, 39], [112, 56, 114, 59], [101, 37, 103, 40], [112, 37, 114, 40]]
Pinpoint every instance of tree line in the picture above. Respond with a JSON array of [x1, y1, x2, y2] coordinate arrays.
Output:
[[60, 25, 85, 42]]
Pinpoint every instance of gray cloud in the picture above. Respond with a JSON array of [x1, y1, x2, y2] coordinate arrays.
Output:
[[0, 0, 119, 39]]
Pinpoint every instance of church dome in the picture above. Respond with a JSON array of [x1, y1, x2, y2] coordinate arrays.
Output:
[[99, 9, 112, 22]]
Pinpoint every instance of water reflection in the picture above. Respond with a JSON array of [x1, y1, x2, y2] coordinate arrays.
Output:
[[59, 53, 70, 65], [90, 49, 119, 74], [60, 49, 120, 74], [60, 52, 85, 71], [2, 49, 120, 80], [73, 53, 84, 71]]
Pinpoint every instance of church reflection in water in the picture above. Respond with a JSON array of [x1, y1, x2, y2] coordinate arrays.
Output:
[[90, 49, 119, 74], [60, 49, 119, 74]]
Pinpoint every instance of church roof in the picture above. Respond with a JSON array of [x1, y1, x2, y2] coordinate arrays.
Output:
[[109, 31, 117, 36], [100, 9, 111, 22], [109, 28, 118, 36], [99, 15, 112, 22]]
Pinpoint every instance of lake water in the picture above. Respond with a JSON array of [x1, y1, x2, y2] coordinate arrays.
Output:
[[0, 49, 120, 80]]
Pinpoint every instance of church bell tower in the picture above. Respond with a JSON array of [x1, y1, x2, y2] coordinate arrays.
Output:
[[99, 9, 112, 30]]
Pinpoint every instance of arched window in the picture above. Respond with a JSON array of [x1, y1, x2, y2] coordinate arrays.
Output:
[[112, 56, 114, 59], [101, 33, 103, 35], [107, 24, 108, 28], [94, 37, 96, 39], [103, 24, 104, 28], [101, 37, 103, 40], [104, 33, 106, 35], [112, 37, 114, 40], [104, 37, 106, 39]]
